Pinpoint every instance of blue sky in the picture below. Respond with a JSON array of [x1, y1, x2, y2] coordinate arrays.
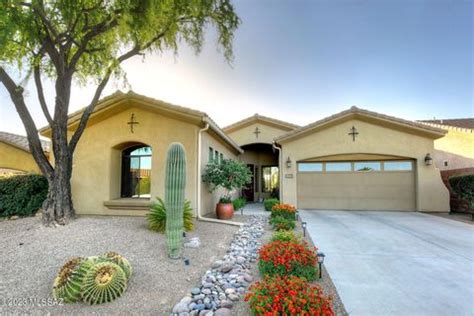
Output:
[[0, 0, 472, 136]]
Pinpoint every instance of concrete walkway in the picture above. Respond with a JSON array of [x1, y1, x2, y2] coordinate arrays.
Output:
[[300, 210, 474, 316], [240, 202, 269, 216]]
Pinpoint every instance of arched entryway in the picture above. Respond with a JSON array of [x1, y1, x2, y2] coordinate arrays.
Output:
[[120, 144, 152, 198], [240, 143, 279, 202]]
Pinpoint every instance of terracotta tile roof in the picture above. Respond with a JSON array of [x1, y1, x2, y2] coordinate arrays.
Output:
[[418, 118, 474, 129], [223, 113, 299, 132], [0, 131, 50, 152], [39, 90, 243, 154], [275, 106, 446, 142]]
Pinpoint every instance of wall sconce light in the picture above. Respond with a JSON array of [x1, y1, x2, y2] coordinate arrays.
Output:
[[286, 157, 292, 168], [424, 153, 433, 166], [317, 252, 326, 279]]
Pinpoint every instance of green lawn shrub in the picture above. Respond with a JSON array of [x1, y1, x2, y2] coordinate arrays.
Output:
[[270, 215, 296, 231], [449, 174, 474, 211], [0, 174, 48, 217], [264, 198, 279, 212]]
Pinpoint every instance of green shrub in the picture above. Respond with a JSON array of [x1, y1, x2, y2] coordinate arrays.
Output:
[[233, 197, 246, 211], [264, 198, 279, 212], [449, 174, 474, 210], [0, 174, 48, 217], [270, 216, 296, 231], [271, 231, 301, 243], [270, 203, 297, 220], [147, 198, 194, 233]]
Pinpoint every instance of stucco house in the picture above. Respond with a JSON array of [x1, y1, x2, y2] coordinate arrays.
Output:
[[0, 131, 49, 174], [35, 91, 450, 215]]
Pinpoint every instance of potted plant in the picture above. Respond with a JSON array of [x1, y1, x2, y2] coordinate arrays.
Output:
[[202, 159, 252, 219]]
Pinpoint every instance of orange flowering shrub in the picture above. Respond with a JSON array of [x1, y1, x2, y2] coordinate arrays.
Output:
[[271, 203, 297, 220], [245, 275, 334, 316], [258, 240, 317, 280]]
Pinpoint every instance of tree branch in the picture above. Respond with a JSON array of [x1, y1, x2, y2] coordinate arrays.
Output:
[[33, 63, 53, 125], [0, 67, 54, 178], [68, 46, 139, 153]]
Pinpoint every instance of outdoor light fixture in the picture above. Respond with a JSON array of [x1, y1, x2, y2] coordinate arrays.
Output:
[[184, 258, 190, 266], [302, 221, 307, 237], [295, 210, 299, 221], [286, 156, 292, 168], [424, 153, 433, 166], [317, 252, 326, 279]]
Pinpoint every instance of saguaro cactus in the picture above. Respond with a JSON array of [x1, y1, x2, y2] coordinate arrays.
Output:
[[165, 143, 187, 259]]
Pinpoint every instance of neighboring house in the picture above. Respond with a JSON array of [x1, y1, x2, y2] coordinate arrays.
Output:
[[418, 119, 474, 212], [0, 131, 49, 174], [39, 91, 242, 217], [37, 91, 451, 215]]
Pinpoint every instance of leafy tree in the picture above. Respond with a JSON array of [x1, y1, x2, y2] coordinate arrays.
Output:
[[0, 0, 240, 226], [202, 158, 252, 202]]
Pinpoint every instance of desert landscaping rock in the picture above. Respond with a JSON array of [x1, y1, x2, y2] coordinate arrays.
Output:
[[171, 216, 265, 315], [0, 216, 238, 315]]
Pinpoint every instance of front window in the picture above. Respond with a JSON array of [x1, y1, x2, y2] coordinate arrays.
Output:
[[262, 166, 279, 193], [121, 145, 152, 198]]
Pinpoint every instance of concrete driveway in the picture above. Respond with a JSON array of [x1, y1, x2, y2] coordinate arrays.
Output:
[[299, 210, 474, 316]]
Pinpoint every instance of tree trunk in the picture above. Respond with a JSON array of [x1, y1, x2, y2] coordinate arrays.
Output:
[[42, 157, 75, 226]]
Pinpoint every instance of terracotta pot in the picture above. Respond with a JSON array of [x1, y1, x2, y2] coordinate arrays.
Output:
[[216, 203, 234, 220]]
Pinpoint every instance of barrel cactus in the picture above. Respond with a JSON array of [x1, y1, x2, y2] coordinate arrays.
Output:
[[101, 252, 133, 280], [81, 261, 127, 305], [165, 143, 187, 259], [52, 257, 95, 303]]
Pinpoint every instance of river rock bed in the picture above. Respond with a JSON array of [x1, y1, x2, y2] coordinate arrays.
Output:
[[171, 216, 265, 316]]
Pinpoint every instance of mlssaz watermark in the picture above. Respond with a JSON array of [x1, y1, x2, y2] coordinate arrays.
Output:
[[0, 297, 64, 307]]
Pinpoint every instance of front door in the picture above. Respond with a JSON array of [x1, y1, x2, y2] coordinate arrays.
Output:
[[242, 164, 255, 201]]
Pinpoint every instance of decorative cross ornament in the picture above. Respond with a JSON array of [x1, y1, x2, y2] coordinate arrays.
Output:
[[127, 113, 139, 133], [348, 126, 359, 141], [253, 127, 261, 138]]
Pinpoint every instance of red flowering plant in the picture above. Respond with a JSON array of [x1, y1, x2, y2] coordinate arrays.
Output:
[[258, 240, 318, 281], [271, 203, 297, 220], [245, 275, 334, 316]]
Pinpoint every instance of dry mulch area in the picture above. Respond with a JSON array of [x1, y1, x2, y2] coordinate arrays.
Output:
[[0, 215, 238, 315]]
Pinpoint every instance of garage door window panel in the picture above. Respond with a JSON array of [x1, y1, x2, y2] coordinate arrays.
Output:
[[354, 161, 381, 172], [325, 162, 352, 172], [384, 161, 413, 171], [298, 162, 323, 172]]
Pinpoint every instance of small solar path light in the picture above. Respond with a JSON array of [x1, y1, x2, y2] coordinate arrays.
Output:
[[317, 252, 325, 279], [295, 210, 299, 221], [301, 221, 307, 237]]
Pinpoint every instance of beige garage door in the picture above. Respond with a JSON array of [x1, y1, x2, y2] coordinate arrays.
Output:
[[297, 160, 416, 211]]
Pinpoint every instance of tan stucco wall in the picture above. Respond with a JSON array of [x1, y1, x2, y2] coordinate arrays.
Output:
[[0, 142, 41, 173], [432, 128, 474, 170], [226, 122, 290, 146], [200, 131, 239, 216], [280, 119, 450, 212], [70, 106, 199, 216]]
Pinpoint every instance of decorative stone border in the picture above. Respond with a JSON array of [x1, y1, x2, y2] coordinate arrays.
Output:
[[171, 216, 265, 316]]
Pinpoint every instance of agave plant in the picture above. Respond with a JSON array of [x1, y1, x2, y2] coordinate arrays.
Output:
[[81, 261, 127, 305], [52, 257, 95, 303], [147, 198, 194, 233], [100, 252, 133, 280]]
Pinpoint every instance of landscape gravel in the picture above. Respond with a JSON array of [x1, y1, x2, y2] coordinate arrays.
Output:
[[0, 215, 238, 315], [170, 216, 265, 316]]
